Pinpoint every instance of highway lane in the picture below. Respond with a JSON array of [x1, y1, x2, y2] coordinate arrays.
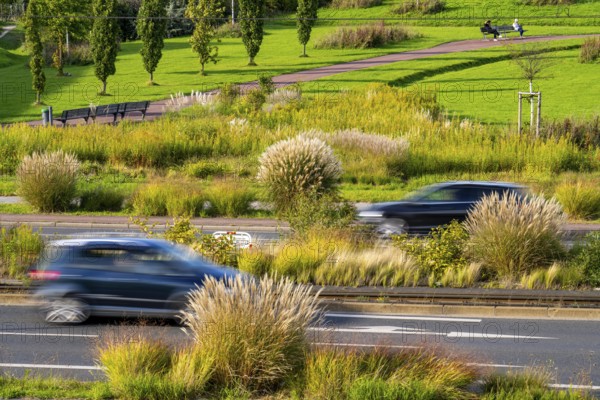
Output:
[[1, 305, 599, 389]]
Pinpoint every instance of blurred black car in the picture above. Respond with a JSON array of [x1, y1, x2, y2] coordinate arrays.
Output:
[[30, 238, 241, 324], [357, 181, 527, 236]]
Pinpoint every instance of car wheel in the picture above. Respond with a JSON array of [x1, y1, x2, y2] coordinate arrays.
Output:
[[376, 218, 409, 238], [44, 297, 90, 324]]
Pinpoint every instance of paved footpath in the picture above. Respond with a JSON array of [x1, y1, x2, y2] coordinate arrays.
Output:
[[0, 25, 16, 40], [19, 34, 595, 127]]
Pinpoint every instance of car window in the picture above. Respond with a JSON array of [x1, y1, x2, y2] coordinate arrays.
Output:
[[128, 248, 187, 275], [420, 188, 461, 201], [78, 247, 136, 272]]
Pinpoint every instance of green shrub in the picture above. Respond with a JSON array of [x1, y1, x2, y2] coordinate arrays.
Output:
[[570, 233, 600, 287], [281, 191, 356, 235], [16, 150, 80, 212], [237, 247, 274, 276], [313, 247, 421, 287], [167, 347, 214, 399], [79, 185, 125, 212], [392, 0, 445, 14], [465, 193, 566, 279], [579, 36, 600, 64], [393, 220, 469, 280], [181, 275, 323, 392], [184, 160, 228, 179], [305, 348, 360, 400], [98, 336, 173, 400], [0, 225, 44, 278], [257, 134, 342, 212], [520, 0, 574, 6], [215, 22, 242, 38], [238, 89, 266, 113], [542, 115, 600, 149], [132, 183, 206, 217], [331, 0, 382, 8], [206, 180, 255, 217], [258, 74, 275, 95], [314, 22, 417, 49], [219, 82, 240, 105], [555, 181, 600, 220]]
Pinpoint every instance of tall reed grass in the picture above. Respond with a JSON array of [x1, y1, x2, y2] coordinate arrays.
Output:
[[314, 22, 418, 49], [181, 275, 323, 392]]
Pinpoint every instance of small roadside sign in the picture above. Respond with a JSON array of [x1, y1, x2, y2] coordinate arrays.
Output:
[[212, 231, 252, 249]]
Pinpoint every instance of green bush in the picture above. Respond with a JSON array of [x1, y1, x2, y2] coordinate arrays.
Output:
[[257, 134, 342, 212], [184, 160, 228, 179], [0, 225, 44, 278], [181, 275, 323, 392], [392, 0, 445, 14], [393, 220, 469, 280], [16, 150, 80, 212], [483, 369, 592, 399], [281, 191, 356, 235], [314, 22, 418, 49], [465, 193, 566, 279], [206, 180, 255, 217], [258, 74, 275, 95], [555, 181, 600, 220], [132, 183, 206, 217], [579, 36, 600, 64], [79, 185, 125, 212], [98, 336, 173, 400], [238, 89, 266, 114], [570, 233, 600, 287], [237, 247, 274, 276], [331, 0, 382, 8], [215, 22, 242, 38]]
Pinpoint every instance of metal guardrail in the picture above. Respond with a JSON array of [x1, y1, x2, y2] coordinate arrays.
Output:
[[3, 281, 600, 308]]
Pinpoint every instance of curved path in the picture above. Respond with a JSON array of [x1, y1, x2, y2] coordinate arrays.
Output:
[[19, 34, 595, 127], [0, 25, 16, 40]]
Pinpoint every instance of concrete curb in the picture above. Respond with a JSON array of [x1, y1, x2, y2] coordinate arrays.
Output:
[[321, 301, 600, 320], [4, 295, 600, 320]]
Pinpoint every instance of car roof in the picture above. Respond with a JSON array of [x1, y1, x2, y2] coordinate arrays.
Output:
[[49, 237, 169, 247], [432, 181, 526, 189]]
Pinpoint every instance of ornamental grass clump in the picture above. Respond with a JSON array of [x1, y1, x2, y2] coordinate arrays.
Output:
[[554, 181, 600, 220], [181, 275, 323, 392], [16, 150, 80, 212], [465, 192, 566, 279], [257, 134, 342, 212], [314, 22, 417, 49]]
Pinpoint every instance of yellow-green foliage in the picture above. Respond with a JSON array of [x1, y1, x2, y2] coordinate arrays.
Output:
[[131, 182, 206, 217], [393, 220, 469, 279], [554, 181, 600, 220], [0, 225, 44, 278], [465, 193, 566, 278], [439, 263, 482, 288], [313, 247, 421, 287], [314, 23, 418, 49], [181, 275, 323, 392], [305, 348, 477, 400], [16, 150, 80, 212], [237, 246, 274, 276], [206, 179, 255, 217]]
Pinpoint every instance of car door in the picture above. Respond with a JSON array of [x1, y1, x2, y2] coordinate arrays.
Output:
[[415, 186, 466, 230]]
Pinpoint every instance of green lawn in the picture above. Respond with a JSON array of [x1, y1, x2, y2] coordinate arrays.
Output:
[[302, 37, 599, 124]]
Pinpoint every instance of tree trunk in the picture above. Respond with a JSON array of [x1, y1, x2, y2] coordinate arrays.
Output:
[[102, 80, 107, 95], [150, 71, 153, 83], [201, 63, 206, 76], [302, 43, 307, 57], [36, 91, 41, 105], [248, 56, 256, 66]]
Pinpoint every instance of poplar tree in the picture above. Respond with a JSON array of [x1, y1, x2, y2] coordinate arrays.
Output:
[[137, 0, 169, 84], [24, 0, 45, 104], [186, 0, 224, 75], [296, 0, 318, 57], [238, 0, 265, 66], [90, 0, 119, 95]]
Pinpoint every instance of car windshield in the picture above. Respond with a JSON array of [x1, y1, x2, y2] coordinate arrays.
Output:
[[164, 242, 211, 264], [402, 184, 443, 201]]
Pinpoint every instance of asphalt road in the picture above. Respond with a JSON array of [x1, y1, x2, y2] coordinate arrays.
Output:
[[1, 305, 599, 391]]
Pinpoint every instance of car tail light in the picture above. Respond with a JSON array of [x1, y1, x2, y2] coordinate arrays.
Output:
[[28, 270, 61, 280]]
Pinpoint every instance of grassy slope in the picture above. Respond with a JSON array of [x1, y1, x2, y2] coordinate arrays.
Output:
[[0, 0, 598, 122], [302, 37, 600, 124]]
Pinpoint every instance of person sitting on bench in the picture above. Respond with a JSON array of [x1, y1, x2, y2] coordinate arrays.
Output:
[[513, 18, 525, 38], [483, 20, 501, 41]]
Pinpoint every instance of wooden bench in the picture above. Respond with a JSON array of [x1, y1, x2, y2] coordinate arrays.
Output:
[[480, 25, 524, 40], [91, 103, 121, 123], [118, 101, 150, 120], [54, 107, 91, 126]]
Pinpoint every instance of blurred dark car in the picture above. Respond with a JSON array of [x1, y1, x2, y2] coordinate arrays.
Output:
[[29, 238, 241, 324], [357, 181, 528, 236]]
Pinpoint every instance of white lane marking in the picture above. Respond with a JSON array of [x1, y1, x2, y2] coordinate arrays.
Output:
[[549, 384, 600, 390], [0, 363, 102, 371], [310, 326, 441, 335], [467, 363, 526, 368], [0, 332, 98, 338], [312, 342, 420, 349], [325, 313, 482, 323], [447, 332, 558, 340]]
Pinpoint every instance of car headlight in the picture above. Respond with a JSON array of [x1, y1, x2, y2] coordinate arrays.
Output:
[[358, 211, 384, 218]]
